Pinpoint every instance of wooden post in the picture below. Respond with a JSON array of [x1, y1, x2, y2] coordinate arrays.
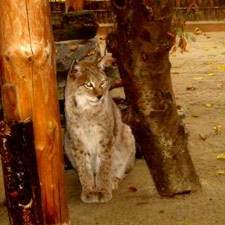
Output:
[[0, 1, 69, 224]]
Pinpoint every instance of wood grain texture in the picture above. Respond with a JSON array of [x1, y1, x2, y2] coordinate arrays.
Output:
[[0, 1, 69, 224]]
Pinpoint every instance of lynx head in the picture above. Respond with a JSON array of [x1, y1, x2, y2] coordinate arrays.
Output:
[[68, 61, 110, 107]]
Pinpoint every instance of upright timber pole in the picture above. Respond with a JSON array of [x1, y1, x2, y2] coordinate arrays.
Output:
[[0, 1, 69, 224]]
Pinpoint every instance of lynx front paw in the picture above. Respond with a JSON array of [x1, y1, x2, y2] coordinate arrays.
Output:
[[96, 188, 112, 203], [81, 191, 99, 203], [98, 191, 112, 203], [81, 190, 112, 203], [112, 177, 120, 190]]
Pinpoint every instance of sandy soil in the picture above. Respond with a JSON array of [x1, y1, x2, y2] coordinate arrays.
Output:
[[0, 32, 225, 225]]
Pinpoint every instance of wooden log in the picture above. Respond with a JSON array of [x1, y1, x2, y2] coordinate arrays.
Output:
[[0, 121, 43, 225], [0, 0, 69, 224], [110, 0, 201, 196]]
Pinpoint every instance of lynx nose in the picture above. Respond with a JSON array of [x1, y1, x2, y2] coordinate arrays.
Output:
[[97, 95, 102, 100]]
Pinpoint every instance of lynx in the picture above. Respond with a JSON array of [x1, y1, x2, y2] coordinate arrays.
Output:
[[64, 61, 135, 203]]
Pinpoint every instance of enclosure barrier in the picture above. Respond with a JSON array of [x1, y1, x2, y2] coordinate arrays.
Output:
[[0, 1, 69, 224]]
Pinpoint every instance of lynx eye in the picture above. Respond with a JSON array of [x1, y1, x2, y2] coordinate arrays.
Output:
[[84, 81, 93, 89], [100, 80, 107, 87]]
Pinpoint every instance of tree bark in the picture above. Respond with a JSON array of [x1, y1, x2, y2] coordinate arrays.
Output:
[[0, 0, 69, 224], [110, 0, 201, 196]]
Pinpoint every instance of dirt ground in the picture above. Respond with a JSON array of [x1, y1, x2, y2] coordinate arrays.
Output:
[[1, 32, 225, 225]]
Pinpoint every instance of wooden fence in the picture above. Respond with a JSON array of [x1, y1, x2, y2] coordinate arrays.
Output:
[[49, 0, 225, 21]]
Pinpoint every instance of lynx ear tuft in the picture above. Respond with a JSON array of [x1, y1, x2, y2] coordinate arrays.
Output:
[[98, 54, 116, 72], [71, 65, 81, 74], [69, 60, 82, 80], [97, 58, 106, 71]]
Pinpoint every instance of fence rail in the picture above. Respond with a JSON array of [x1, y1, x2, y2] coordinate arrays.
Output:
[[176, 7, 225, 20], [175, 0, 225, 7], [49, 1, 225, 22]]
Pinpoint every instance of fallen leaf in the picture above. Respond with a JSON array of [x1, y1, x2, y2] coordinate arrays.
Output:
[[217, 64, 225, 71], [176, 105, 182, 110], [193, 77, 203, 81], [128, 186, 138, 192], [217, 170, 225, 176], [199, 134, 207, 141], [204, 103, 213, 108], [217, 153, 225, 160], [186, 86, 196, 91], [207, 73, 215, 76], [191, 114, 199, 118], [194, 27, 202, 35], [158, 210, 165, 214], [213, 125, 222, 135]]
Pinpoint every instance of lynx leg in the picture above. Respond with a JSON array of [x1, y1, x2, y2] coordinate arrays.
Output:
[[95, 152, 113, 203], [122, 125, 136, 173], [64, 132, 77, 169], [112, 125, 136, 189], [111, 152, 127, 190], [76, 157, 99, 203], [65, 136, 99, 203]]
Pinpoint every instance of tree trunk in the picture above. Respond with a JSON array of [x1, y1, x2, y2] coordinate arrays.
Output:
[[110, 0, 201, 196], [0, 1, 69, 224]]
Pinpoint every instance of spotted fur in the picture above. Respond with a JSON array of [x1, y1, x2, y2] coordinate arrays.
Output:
[[64, 61, 135, 203]]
